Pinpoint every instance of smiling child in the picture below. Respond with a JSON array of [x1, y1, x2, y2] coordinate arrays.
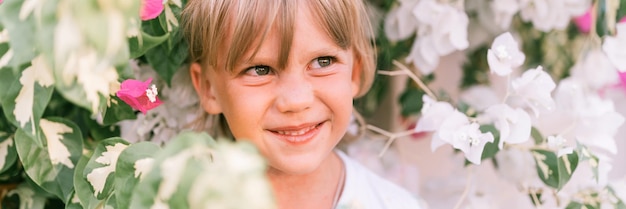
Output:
[[182, 0, 423, 208]]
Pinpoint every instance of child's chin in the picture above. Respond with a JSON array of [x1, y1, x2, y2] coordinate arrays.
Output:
[[270, 157, 325, 175]]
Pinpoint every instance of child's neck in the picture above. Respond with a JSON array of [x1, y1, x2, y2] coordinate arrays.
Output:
[[267, 152, 344, 209]]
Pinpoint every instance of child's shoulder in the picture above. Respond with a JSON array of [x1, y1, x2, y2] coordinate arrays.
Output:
[[336, 151, 427, 209]]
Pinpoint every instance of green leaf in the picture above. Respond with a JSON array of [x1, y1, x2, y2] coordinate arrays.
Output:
[[115, 142, 160, 209], [0, 67, 19, 102], [531, 127, 544, 145], [129, 32, 170, 59], [6, 182, 49, 209], [82, 138, 129, 200], [1, 64, 54, 147], [74, 155, 105, 209], [14, 117, 84, 203], [576, 144, 601, 183], [129, 132, 274, 209], [102, 97, 138, 126], [0, 0, 37, 68], [479, 124, 500, 160], [565, 201, 583, 209], [129, 132, 215, 209], [144, 31, 188, 86], [0, 132, 18, 174], [531, 149, 579, 190], [399, 84, 424, 116]]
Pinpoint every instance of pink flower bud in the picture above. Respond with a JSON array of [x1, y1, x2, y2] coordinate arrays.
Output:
[[116, 78, 163, 114], [141, 0, 164, 21], [574, 7, 593, 34], [618, 72, 626, 91]]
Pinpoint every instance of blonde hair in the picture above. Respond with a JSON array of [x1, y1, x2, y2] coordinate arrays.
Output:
[[181, 0, 375, 97]]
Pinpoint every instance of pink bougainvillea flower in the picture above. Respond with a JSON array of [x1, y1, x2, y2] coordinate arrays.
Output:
[[617, 71, 626, 92], [574, 7, 593, 33], [140, 0, 164, 20], [116, 78, 162, 114]]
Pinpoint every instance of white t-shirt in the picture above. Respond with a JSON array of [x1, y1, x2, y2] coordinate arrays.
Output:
[[335, 151, 426, 209]]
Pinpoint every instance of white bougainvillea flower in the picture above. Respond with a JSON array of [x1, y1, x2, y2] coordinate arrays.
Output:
[[460, 86, 500, 112], [570, 48, 619, 89], [543, 79, 625, 154], [414, 95, 455, 133], [384, 0, 419, 41], [484, 104, 531, 149], [406, 36, 440, 75], [510, 66, 556, 116], [406, 0, 469, 75], [434, 111, 494, 165], [519, 0, 590, 32], [603, 22, 626, 71], [490, 0, 520, 30], [487, 32, 525, 76], [546, 135, 574, 157], [431, 7, 469, 55]]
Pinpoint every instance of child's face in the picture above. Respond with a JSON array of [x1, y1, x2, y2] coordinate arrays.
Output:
[[192, 3, 361, 174]]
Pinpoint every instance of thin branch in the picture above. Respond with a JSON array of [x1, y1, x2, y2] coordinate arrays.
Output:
[[377, 60, 437, 100], [366, 124, 418, 157], [453, 166, 473, 209]]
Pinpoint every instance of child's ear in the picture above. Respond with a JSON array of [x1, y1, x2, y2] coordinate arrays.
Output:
[[351, 57, 363, 98], [190, 63, 223, 114]]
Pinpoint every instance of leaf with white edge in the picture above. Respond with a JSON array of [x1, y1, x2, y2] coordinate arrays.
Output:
[[40, 119, 75, 168], [1, 60, 54, 147], [577, 144, 601, 183], [128, 31, 169, 58], [115, 142, 160, 209], [6, 183, 48, 209], [65, 191, 83, 209], [531, 149, 579, 191], [0, 0, 37, 67], [14, 117, 83, 203], [531, 127, 544, 145], [83, 138, 129, 200], [129, 131, 216, 209], [53, 49, 119, 113], [129, 132, 274, 209], [0, 132, 18, 173], [74, 155, 105, 209]]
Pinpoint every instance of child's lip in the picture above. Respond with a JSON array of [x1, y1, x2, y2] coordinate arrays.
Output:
[[266, 121, 326, 144], [266, 121, 325, 132]]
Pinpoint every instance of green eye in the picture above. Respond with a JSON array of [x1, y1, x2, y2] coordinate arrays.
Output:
[[314, 57, 333, 68], [248, 66, 271, 76]]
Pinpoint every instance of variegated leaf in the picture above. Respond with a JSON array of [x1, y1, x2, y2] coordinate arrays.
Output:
[[115, 142, 159, 209], [83, 138, 129, 201], [74, 155, 105, 209], [1, 58, 54, 147], [6, 182, 47, 209], [0, 131, 18, 173], [531, 149, 579, 191], [14, 117, 83, 203], [0, 0, 37, 68]]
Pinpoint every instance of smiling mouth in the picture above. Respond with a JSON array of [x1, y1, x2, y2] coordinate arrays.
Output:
[[267, 122, 325, 143], [269, 122, 323, 136]]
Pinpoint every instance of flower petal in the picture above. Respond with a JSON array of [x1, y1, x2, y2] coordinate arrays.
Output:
[[141, 0, 164, 20]]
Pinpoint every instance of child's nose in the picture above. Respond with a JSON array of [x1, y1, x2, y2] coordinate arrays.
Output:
[[275, 73, 315, 113]]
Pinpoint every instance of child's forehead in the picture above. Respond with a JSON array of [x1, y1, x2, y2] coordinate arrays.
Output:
[[222, 1, 348, 71]]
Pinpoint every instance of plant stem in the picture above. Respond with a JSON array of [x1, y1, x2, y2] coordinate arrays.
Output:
[[453, 166, 473, 209], [377, 60, 437, 100]]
